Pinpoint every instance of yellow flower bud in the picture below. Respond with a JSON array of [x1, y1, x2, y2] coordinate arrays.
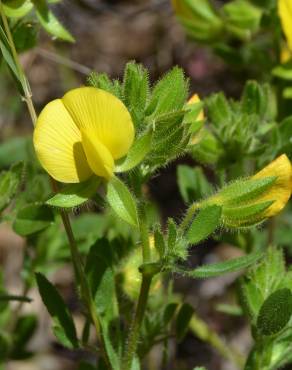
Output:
[[33, 87, 135, 183], [187, 94, 205, 145], [252, 154, 292, 217], [121, 236, 162, 300]]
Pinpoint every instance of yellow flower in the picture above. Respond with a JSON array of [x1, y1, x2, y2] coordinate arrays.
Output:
[[252, 154, 292, 217], [33, 87, 135, 183], [278, 0, 292, 52]]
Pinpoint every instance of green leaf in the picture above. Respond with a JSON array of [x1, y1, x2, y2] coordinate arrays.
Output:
[[0, 162, 24, 212], [85, 239, 117, 318], [163, 302, 178, 325], [177, 165, 212, 203], [0, 332, 9, 361], [0, 137, 31, 167], [46, 176, 100, 208], [115, 130, 152, 172], [123, 61, 149, 126], [206, 92, 232, 128], [0, 24, 22, 86], [146, 67, 188, 116], [11, 314, 37, 358], [35, 273, 78, 348], [176, 303, 194, 341], [106, 176, 139, 227], [241, 81, 267, 116], [186, 250, 264, 278], [257, 289, 292, 336], [3, 0, 33, 18], [223, 0, 262, 33], [13, 21, 38, 52], [33, 0, 74, 42], [13, 203, 55, 236], [186, 205, 222, 245]]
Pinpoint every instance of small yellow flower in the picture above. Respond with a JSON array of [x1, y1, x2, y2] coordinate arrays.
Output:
[[252, 154, 292, 217], [278, 0, 292, 52], [33, 87, 135, 183]]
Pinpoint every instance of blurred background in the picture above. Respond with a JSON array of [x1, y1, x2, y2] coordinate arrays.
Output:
[[0, 1, 262, 369]]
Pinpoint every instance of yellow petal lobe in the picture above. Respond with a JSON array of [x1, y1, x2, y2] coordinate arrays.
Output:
[[252, 154, 292, 217], [62, 87, 135, 160], [33, 99, 92, 183], [279, 0, 292, 51], [81, 127, 114, 179]]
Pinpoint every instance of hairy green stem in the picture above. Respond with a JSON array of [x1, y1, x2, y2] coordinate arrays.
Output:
[[122, 275, 152, 370], [0, 7, 112, 368], [122, 203, 153, 370]]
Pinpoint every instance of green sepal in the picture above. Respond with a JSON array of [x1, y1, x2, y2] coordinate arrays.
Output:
[[46, 176, 100, 209], [213, 176, 276, 206], [186, 205, 222, 245], [222, 200, 273, 226]]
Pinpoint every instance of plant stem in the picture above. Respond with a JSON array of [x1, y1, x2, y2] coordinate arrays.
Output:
[[0, 8, 112, 369], [122, 275, 152, 370], [122, 202, 153, 370], [0, 294, 32, 302]]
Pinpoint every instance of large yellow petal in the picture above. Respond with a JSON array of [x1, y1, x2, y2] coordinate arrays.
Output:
[[33, 99, 92, 183], [252, 154, 292, 217], [279, 0, 292, 51], [81, 127, 114, 179], [62, 87, 135, 160]]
